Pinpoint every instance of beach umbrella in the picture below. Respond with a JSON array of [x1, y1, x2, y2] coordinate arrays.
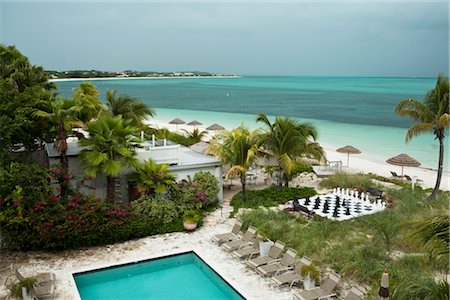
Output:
[[168, 118, 186, 131], [386, 153, 421, 175], [336, 145, 361, 167], [206, 123, 225, 131], [187, 120, 203, 130]]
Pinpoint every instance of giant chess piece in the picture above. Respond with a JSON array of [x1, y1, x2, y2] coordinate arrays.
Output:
[[335, 197, 340, 208], [333, 188, 336, 194], [322, 199, 329, 213], [345, 206, 351, 215], [332, 206, 339, 218], [313, 197, 320, 209], [304, 196, 311, 205]]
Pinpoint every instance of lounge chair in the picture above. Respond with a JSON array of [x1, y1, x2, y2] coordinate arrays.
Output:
[[390, 171, 402, 178], [246, 240, 285, 269], [231, 236, 261, 260], [222, 226, 257, 252], [256, 248, 298, 277], [212, 219, 242, 245], [404, 174, 424, 183], [270, 256, 312, 287], [293, 271, 341, 300], [344, 286, 365, 300]]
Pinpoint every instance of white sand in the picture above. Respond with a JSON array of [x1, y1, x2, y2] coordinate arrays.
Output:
[[49, 75, 240, 83], [148, 119, 449, 191]]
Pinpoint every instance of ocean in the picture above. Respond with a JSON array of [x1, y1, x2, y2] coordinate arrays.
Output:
[[54, 76, 444, 169]]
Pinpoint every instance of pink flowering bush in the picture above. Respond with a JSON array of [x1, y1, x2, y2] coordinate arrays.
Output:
[[176, 172, 220, 210]]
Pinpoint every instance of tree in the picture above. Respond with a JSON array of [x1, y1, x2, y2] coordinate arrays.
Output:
[[209, 125, 259, 196], [130, 159, 177, 195], [72, 82, 103, 124], [182, 128, 207, 145], [34, 97, 79, 173], [256, 114, 325, 188], [395, 74, 449, 199], [105, 89, 154, 127], [79, 116, 139, 202], [0, 45, 55, 162], [407, 215, 449, 270]]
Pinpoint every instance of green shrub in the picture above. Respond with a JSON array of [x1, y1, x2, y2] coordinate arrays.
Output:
[[132, 194, 184, 225], [193, 171, 220, 205], [230, 185, 316, 216], [290, 160, 313, 179], [183, 210, 202, 224], [8, 277, 36, 298], [319, 172, 374, 191]]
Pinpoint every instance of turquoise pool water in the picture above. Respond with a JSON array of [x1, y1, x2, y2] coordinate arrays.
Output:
[[74, 252, 245, 300]]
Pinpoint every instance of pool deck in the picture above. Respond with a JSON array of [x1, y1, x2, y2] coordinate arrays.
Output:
[[0, 180, 310, 300]]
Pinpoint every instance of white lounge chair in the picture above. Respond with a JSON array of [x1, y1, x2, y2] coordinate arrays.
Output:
[[246, 240, 285, 269], [256, 248, 298, 277], [211, 219, 242, 245], [344, 286, 365, 300], [231, 236, 261, 260], [222, 226, 257, 252], [270, 256, 312, 288], [294, 271, 341, 300]]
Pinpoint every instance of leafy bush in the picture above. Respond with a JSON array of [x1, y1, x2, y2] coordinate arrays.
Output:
[[183, 210, 202, 224], [131, 194, 184, 225], [290, 160, 313, 179], [319, 172, 374, 191], [231, 186, 316, 216], [193, 171, 219, 205], [176, 172, 220, 210]]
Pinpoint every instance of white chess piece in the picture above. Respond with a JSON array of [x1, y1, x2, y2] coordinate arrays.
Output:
[[333, 188, 336, 194], [355, 191, 359, 199], [360, 192, 364, 201], [346, 188, 350, 195], [366, 194, 370, 202], [336, 187, 341, 195], [350, 190, 354, 197], [382, 202, 386, 209]]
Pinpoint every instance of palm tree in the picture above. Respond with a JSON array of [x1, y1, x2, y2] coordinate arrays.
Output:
[[395, 74, 449, 199], [34, 97, 79, 173], [407, 215, 449, 269], [130, 159, 177, 195], [79, 115, 139, 202], [182, 128, 207, 145], [257, 114, 325, 188], [72, 82, 103, 124], [209, 125, 259, 196], [105, 89, 155, 127]]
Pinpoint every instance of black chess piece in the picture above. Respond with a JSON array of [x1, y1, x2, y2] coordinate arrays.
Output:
[[313, 197, 320, 209], [345, 206, 351, 215], [335, 197, 340, 208], [322, 199, 329, 213], [304, 196, 311, 205], [342, 199, 346, 207], [332, 206, 339, 218]]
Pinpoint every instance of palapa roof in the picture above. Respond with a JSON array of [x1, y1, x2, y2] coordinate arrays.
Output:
[[386, 153, 421, 167], [336, 145, 361, 154], [206, 123, 225, 131], [187, 120, 203, 126], [168, 118, 186, 125]]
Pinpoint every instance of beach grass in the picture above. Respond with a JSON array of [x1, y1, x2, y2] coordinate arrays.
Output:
[[239, 185, 448, 296]]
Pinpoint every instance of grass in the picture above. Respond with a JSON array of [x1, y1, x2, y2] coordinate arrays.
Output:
[[238, 185, 449, 298], [229, 185, 316, 217]]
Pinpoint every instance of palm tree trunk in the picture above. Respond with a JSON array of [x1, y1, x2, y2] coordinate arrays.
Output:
[[430, 133, 444, 199], [284, 173, 289, 187], [241, 174, 246, 200], [107, 176, 116, 202]]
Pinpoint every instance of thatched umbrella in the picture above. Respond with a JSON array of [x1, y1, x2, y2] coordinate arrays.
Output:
[[336, 145, 361, 166], [187, 120, 202, 130], [168, 118, 186, 131], [206, 123, 225, 131], [386, 153, 421, 175]]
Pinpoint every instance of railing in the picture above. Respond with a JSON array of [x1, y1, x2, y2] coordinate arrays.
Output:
[[136, 144, 180, 165]]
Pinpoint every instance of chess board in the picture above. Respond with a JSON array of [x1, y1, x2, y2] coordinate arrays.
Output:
[[296, 193, 386, 221]]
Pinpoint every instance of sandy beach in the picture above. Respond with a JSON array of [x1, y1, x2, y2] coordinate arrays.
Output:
[[149, 119, 449, 191], [49, 75, 240, 83]]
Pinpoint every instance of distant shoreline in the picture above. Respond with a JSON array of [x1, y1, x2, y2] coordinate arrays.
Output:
[[49, 75, 241, 82]]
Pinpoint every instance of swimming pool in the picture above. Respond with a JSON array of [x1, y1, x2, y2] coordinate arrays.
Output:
[[74, 252, 245, 299]]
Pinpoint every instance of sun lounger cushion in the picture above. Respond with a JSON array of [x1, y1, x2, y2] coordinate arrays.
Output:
[[246, 240, 285, 268], [222, 226, 256, 252], [212, 220, 242, 245], [257, 248, 298, 276]]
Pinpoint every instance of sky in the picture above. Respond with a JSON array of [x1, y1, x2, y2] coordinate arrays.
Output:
[[0, 1, 448, 77]]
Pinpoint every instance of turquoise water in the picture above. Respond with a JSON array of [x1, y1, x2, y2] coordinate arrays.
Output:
[[74, 252, 245, 300], [55, 76, 446, 169]]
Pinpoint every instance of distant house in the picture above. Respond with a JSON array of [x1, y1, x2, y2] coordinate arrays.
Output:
[[45, 136, 223, 202]]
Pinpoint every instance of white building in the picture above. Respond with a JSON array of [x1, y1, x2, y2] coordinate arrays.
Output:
[[45, 137, 223, 202]]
